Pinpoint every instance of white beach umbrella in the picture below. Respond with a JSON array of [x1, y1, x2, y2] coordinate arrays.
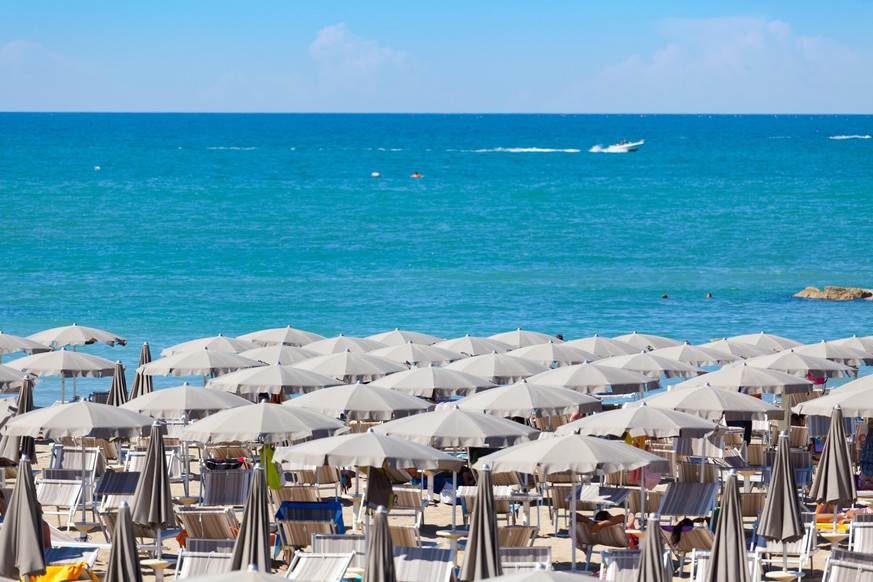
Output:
[[366, 328, 444, 346], [303, 334, 387, 355], [697, 338, 772, 360], [368, 341, 465, 367], [0, 365, 39, 393], [6, 348, 116, 402], [122, 383, 252, 420], [488, 328, 562, 348], [792, 340, 873, 366], [372, 406, 539, 448], [527, 361, 659, 395], [506, 342, 600, 368], [27, 323, 127, 347], [138, 348, 264, 385], [433, 334, 515, 356], [179, 402, 346, 444], [725, 332, 801, 353], [160, 334, 259, 357], [830, 335, 873, 355], [671, 363, 814, 395], [285, 382, 433, 420], [793, 376, 873, 417], [739, 349, 856, 378], [612, 332, 683, 351], [451, 380, 601, 418], [369, 365, 496, 400], [649, 341, 741, 366], [443, 352, 549, 384], [205, 364, 341, 395], [630, 383, 784, 421], [291, 350, 407, 383], [596, 351, 705, 380], [238, 345, 319, 366], [0, 331, 51, 363], [237, 325, 326, 347], [563, 334, 639, 358], [555, 402, 720, 439]]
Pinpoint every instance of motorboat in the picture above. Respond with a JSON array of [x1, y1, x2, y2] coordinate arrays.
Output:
[[603, 139, 644, 153]]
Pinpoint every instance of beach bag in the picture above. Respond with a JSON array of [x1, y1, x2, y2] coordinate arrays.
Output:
[[440, 482, 456, 505], [205, 458, 242, 471]]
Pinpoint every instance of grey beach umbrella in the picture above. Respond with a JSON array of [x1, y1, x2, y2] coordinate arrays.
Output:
[[0, 331, 50, 364], [26, 323, 127, 347], [6, 348, 116, 402], [129, 342, 153, 400], [756, 432, 803, 573], [104, 502, 143, 582], [123, 382, 252, 420], [460, 466, 502, 582], [0, 377, 36, 463], [367, 328, 443, 346], [364, 505, 397, 582], [0, 456, 46, 579], [160, 333, 259, 356], [809, 405, 857, 526], [131, 422, 174, 559], [369, 365, 496, 400], [231, 464, 272, 572], [106, 361, 128, 406], [285, 382, 433, 421], [705, 472, 749, 582], [238, 325, 326, 347], [636, 514, 670, 582], [179, 402, 346, 444]]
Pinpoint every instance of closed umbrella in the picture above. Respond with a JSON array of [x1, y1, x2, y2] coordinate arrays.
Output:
[[631, 383, 784, 422], [0, 378, 35, 463], [238, 325, 325, 347], [160, 334, 259, 356], [452, 380, 601, 418], [104, 502, 143, 582], [292, 350, 407, 383], [368, 342, 465, 367], [434, 334, 514, 356], [7, 348, 116, 402], [507, 342, 600, 368], [528, 362, 658, 395], [649, 342, 741, 366], [705, 473, 749, 582], [460, 466, 502, 581], [131, 422, 174, 560], [129, 342, 153, 400], [123, 383, 252, 420], [0, 456, 45, 579], [489, 328, 561, 348], [206, 364, 341, 396], [180, 402, 346, 444], [369, 365, 496, 400], [285, 383, 432, 421], [238, 345, 319, 366], [725, 332, 801, 353], [304, 334, 387, 355], [444, 353, 549, 384], [636, 514, 670, 582], [0, 331, 50, 363], [809, 405, 857, 531], [756, 433, 803, 574], [367, 328, 443, 346], [27, 323, 127, 347], [106, 361, 128, 407], [364, 505, 397, 582], [613, 332, 683, 351], [231, 464, 271, 572], [139, 348, 264, 385], [564, 335, 638, 358]]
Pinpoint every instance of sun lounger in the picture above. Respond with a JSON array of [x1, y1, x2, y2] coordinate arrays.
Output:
[[575, 521, 631, 569], [754, 511, 816, 572], [690, 548, 761, 582], [850, 512, 873, 553], [271, 485, 320, 507], [42, 546, 101, 582], [499, 525, 538, 547], [311, 533, 367, 569], [51, 445, 105, 479], [657, 481, 719, 524], [499, 546, 552, 572], [285, 551, 355, 582], [185, 538, 236, 553], [822, 549, 873, 582], [393, 546, 455, 582], [662, 526, 715, 575], [98, 509, 179, 555], [176, 506, 239, 540], [275, 500, 345, 555], [599, 549, 640, 582], [201, 467, 251, 506], [37, 478, 84, 527], [286, 466, 342, 500], [174, 550, 233, 578], [94, 470, 140, 511]]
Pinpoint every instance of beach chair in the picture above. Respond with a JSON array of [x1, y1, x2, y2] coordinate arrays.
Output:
[[51, 445, 105, 480], [94, 470, 140, 511], [81, 437, 121, 466], [185, 538, 236, 553], [677, 461, 717, 483], [547, 483, 574, 534], [657, 481, 719, 525], [754, 511, 816, 572], [174, 550, 234, 578], [271, 485, 320, 507], [285, 551, 355, 582], [850, 512, 873, 553], [36, 478, 84, 527], [286, 466, 342, 500], [575, 520, 631, 569], [98, 509, 179, 555], [661, 526, 715, 576], [201, 467, 251, 506], [499, 546, 552, 572], [762, 450, 813, 493], [176, 506, 240, 540], [275, 500, 345, 556], [393, 546, 455, 582], [458, 484, 517, 528], [390, 524, 423, 548], [599, 549, 640, 582], [43, 546, 101, 582], [690, 548, 761, 582], [822, 549, 873, 582], [499, 525, 538, 547], [311, 533, 367, 569], [392, 485, 427, 521]]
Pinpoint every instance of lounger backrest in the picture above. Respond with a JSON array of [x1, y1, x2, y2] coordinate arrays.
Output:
[[176, 507, 239, 539], [499, 546, 552, 569], [185, 538, 236, 553], [286, 551, 355, 582], [824, 550, 873, 582], [601, 549, 641, 582], [311, 533, 367, 569], [851, 514, 873, 553], [393, 547, 455, 582], [175, 551, 233, 579], [390, 524, 420, 548], [498, 526, 538, 547], [658, 482, 719, 518], [691, 549, 759, 582], [202, 468, 251, 506]]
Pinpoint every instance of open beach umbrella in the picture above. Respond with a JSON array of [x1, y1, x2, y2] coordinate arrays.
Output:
[[631, 383, 784, 421], [364, 505, 397, 582], [809, 405, 857, 520], [0, 378, 36, 463], [706, 473, 749, 582], [369, 365, 496, 400], [452, 380, 601, 418], [613, 332, 683, 351], [756, 433, 804, 574], [793, 340, 873, 366], [564, 335, 639, 358], [231, 464, 271, 572], [106, 361, 128, 406], [180, 402, 346, 444], [304, 334, 388, 354], [0, 456, 46, 579], [507, 342, 600, 368], [0, 331, 50, 363], [205, 364, 341, 396], [596, 351, 705, 380], [27, 323, 127, 347], [6, 348, 116, 402], [434, 334, 515, 356], [528, 361, 659, 395], [725, 332, 801, 353], [649, 342, 741, 366], [238, 345, 319, 366], [139, 348, 265, 385], [285, 382, 433, 420], [123, 382, 252, 420], [444, 352, 549, 384], [238, 325, 325, 347], [0, 364, 39, 393], [105, 502, 143, 582], [830, 335, 873, 356], [637, 514, 670, 582], [489, 328, 561, 348], [160, 333, 259, 357], [368, 341, 465, 367], [367, 328, 443, 346], [555, 402, 720, 439], [292, 350, 407, 383], [793, 376, 873, 417], [131, 422, 174, 560], [128, 342, 153, 400], [460, 466, 502, 582], [697, 338, 771, 359], [671, 363, 814, 395]]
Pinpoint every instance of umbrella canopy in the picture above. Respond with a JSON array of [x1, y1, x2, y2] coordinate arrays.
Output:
[[488, 328, 561, 348], [793, 340, 873, 366], [180, 402, 347, 444], [434, 334, 515, 356], [613, 332, 683, 351], [697, 338, 771, 359], [160, 334, 260, 357], [364, 506, 398, 582], [460, 467, 502, 582], [0, 364, 38, 393], [637, 514, 670, 582], [6, 348, 116, 402], [106, 361, 128, 407], [444, 352, 549, 384], [740, 349, 856, 379], [0, 456, 46, 578], [810, 405, 857, 506], [368, 342, 465, 367], [0, 378, 36, 462], [104, 502, 143, 582], [231, 465, 271, 572], [830, 335, 873, 355], [238, 325, 326, 347], [649, 342, 741, 366], [595, 351, 705, 380], [507, 342, 600, 368], [2, 401, 153, 440], [631, 383, 784, 421], [0, 331, 50, 361], [369, 365, 496, 400], [706, 473, 750, 582], [139, 348, 265, 379], [205, 364, 341, 396], [452, 380, 601, 418], [123, 383, 252, 420], [725, 332, 801, 353], [372, 406, 539, 448], [671, 363, 814, 395], [757, 433, 804, 544], [129, 342, 154, 400], [292, 350, 407, 383], [27, 323, 127, 347], [528, 361, 659, 395], [555, 402, 720, 439], [238, 345, 319, 365], [367, 328, 444, 346], [564, 334, 638, 358], [131, 423, 175, 535], [273, 431, 465, 472], [304, 334, 388, 355], [793, 376, 873, 417], [285, 383, 433, 421]]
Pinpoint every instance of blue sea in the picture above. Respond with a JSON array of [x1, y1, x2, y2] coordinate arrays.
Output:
[[1, 113, 871, 405]]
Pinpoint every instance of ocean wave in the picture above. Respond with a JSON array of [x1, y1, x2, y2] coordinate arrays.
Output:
[[467, 147, 581, 153], [588, 145, 628, 153], [829, 135, 871, 140], [207, 146, 258, 150]]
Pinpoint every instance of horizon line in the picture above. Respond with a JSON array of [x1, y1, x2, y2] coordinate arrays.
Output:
[[2, 111, 872, 116]]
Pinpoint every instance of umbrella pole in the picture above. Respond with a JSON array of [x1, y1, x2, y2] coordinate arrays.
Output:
[[61, 375, 66, 404], [781, 393, 791, 431], [570, 470, 577, 571], [640, 466, 647, 530], [182, 414, 190, 497], [73, 345, 78, 400], [782, 542, 788, 572], [80, 439, 88, 526], [156, 526, 162, 560], [451, 470, 458, 531]]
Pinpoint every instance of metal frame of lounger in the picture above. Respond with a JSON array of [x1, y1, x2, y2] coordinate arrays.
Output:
[[393, 546, 455, 582], [754, 511, 816, 572], [124, 449, 186, 482], [36, 478, 85, 527], [311, 533, 367, 569], [499, 546, 552, 571], [285, 551, 355, 582], [690, 548, 761, 582], [822, 550, 873, 582], [174, 550, 234, 579]]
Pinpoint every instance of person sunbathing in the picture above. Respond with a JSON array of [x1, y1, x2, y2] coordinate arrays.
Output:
[[816, 502, 864, 525], [575, 509, 627, 533]]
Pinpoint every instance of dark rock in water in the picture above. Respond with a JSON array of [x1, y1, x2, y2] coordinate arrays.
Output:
[[794, 286, 873, 300]]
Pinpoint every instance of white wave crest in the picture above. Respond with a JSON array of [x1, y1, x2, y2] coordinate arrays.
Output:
[[469, 147, 580, 153], [829, 135, 871, 140], [207, 146, 258, 150]]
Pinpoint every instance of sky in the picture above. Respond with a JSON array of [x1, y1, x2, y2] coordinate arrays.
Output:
[[1, 1, 872, 113]]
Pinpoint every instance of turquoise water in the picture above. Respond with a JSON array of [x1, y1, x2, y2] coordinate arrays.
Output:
[[1, 113, 871, 404]]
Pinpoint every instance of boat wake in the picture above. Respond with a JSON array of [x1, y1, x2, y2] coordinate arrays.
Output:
[[829, 135, 871, 140], [466, 147, 581, 153]]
